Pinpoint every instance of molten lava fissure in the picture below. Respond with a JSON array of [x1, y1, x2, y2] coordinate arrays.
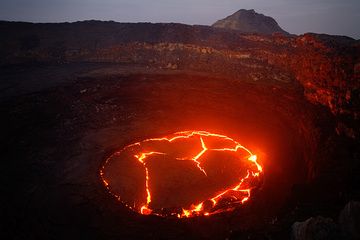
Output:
[[100, 131, 263, 218]]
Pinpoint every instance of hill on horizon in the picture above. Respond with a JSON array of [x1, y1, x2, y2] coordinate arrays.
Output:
[[212, 9, 289, 35]]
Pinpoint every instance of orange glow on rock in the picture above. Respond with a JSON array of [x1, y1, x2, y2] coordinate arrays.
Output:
[[100, 131, 263, 218]]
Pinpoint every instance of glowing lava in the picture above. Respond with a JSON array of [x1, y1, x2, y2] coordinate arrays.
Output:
[[100, 131, 263, 218]]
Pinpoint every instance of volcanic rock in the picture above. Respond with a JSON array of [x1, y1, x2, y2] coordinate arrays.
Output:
[[1, 12, 359, 240], [212, 9, 289, 35], [339, 201, 360, 239], [291, 216, 340, 240]]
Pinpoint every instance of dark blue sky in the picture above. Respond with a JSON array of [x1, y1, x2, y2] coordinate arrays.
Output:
[[1, 0, 359, 39]]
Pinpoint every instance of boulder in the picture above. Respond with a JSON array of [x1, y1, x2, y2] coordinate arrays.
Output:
[[292, 216, 340, 240], [339, 201, 360, 240]]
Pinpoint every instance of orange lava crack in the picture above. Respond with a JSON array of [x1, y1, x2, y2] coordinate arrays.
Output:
[[100, 130, 263, 218]]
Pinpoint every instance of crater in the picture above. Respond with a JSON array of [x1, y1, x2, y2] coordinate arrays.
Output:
[[86, 73, 320, 224]]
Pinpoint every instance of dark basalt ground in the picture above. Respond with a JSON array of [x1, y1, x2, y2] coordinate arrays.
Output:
[[2, 62, 359, 239]]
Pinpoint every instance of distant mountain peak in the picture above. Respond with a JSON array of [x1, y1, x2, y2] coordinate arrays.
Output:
[[212, 9, 289, 35]]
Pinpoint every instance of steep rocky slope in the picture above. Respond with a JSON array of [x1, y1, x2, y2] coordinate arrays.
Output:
[[1, 21, 358, 128]]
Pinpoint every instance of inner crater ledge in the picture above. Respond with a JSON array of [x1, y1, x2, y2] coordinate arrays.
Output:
[[100, 130, 263, 218]]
